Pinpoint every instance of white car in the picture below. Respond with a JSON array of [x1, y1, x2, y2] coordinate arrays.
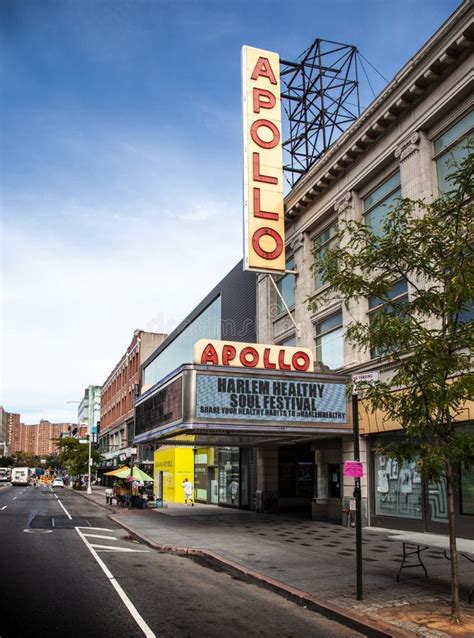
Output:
[[52, 478, 64, 488]]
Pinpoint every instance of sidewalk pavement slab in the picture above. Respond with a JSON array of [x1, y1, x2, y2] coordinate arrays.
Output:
[[72, 487, 474, 637]]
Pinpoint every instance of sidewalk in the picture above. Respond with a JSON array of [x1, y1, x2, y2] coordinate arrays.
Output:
[[76, 487, 474, 637]]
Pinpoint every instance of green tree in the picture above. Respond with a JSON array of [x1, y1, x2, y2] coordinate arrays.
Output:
[[0, 456, 14, 467], [54, 437, 101, 477], [13, 451, 36, 468], [312, 148, 473, 623]]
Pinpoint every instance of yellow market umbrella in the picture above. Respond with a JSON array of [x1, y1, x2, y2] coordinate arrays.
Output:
[[104, 466, 154, 482]]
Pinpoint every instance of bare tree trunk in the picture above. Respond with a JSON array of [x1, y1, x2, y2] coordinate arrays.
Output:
[[446, 462, 461, 623]]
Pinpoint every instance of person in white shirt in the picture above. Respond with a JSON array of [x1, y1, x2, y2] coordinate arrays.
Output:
[[182, 478, 194, 506]]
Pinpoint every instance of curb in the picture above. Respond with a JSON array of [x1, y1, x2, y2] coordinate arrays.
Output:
[[109, 515, 411, 638]]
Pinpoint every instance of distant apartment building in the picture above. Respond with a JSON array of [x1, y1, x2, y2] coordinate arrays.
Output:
[[0, 406, 10, 456], [10, 419, 73, 457], [98, 330, 166, 470], [7, 411, 21, 454]]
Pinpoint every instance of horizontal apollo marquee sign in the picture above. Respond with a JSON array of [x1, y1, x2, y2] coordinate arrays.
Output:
[[242, 45, 285, 273], [195, 374, 348, 424], [194, 339, 314, 372]]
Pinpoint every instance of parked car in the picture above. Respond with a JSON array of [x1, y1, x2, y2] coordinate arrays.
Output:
[[0, 469, 10, 482], [52, 477, 64, 488]]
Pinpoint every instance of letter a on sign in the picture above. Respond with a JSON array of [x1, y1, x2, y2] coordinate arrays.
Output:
[[242, 46, 285, 273]]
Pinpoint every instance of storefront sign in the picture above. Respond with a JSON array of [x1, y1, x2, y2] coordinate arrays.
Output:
[[194, 339, 313, 372], [242, 45, 285, 273], [195, 374, 347, 424], [343, 461, 364, 478]]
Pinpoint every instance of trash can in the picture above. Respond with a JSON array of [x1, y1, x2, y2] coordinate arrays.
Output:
[[155, 498, 163, 508]]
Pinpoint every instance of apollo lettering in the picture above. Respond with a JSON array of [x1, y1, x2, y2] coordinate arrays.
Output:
[[199, 342, 311, 372], [243, 47, 285, 272]]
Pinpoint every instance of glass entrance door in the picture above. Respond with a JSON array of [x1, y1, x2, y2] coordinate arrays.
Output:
[[209, 467, 218, 504]]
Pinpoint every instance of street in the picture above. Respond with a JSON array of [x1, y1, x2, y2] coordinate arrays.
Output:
[[0, 484, 363, 637]]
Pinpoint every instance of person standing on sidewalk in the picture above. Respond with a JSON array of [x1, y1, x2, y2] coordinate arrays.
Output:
[[182, 478, 194, 506]]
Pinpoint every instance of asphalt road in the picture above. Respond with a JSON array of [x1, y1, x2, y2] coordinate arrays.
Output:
[[0, 483, 363, 637]]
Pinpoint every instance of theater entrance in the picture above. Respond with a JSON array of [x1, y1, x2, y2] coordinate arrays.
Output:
[[278, 443, 315, 517]]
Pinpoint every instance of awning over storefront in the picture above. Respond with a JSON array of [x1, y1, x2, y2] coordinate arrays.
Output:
[[134, 364, 351, 447]]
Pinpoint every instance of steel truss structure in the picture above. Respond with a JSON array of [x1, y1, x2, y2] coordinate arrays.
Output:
[[281, 39, 360, 186]]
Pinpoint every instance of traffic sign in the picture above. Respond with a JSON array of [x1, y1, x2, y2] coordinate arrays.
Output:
[[352, 371, 379, 384]]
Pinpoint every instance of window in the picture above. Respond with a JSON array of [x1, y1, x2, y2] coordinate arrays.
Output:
[[279, 335, 296, 347], [460, 466, 474, 515], [313, 223, 338, 289], [434, 110, 473, 193], [368, 279, 408, 358], [374, 453, 422, 520], [315, 311, 344, 369], [364, 171, 401, 236], [276, 257, 295, 314]]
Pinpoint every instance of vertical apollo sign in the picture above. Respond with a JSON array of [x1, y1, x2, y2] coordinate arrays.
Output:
[[242, 46, 285, 273]]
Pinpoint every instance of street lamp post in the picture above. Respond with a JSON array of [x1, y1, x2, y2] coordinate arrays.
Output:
[[87, 434, 92, 495]]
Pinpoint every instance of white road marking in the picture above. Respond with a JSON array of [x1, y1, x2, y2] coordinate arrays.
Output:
[[75, 527, 156, 638], [23, 529, 53, 534], [13, 497, 17, 500], [82, 533, 119, 541], [90, 544, 149, 553], [1, 505, 7, 510], [56, 497, 72, 520], [77, 526, 115, 532]]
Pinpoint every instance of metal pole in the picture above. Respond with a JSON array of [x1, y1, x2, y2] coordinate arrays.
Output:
[[352, 392, 363, 600], [129, 453, 135, 509], [86, 434, 92, 495]]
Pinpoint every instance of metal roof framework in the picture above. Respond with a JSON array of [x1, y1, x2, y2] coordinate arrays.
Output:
[[281, 39, 360, 186]]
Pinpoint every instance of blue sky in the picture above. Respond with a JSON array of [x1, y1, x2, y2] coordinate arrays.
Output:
[[1, 0, 460, 424]]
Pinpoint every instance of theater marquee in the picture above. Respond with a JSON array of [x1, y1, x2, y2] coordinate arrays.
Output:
[[195, 374, 347, 424], [242, 45, 285, 273], [134, 363, 350, 448]]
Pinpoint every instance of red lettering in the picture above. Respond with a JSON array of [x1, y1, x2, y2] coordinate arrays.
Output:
[[222, 345, 237, 366], [263, 348, 276, 369], [240, 346, 259, 367], [253, 188, 278, 220], [278, 350, 291, 370], [250, 119, 280, 149], [200, 344, 218, 365], [252, 228, 284, 260], [292, 351, 311, 372], [252, 153, 278, 185], [253, 87, 276, 113], [250, 56, 277, 85]]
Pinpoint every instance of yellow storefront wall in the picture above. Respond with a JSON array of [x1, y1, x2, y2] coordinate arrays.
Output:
[[154, 448, 194, 503]]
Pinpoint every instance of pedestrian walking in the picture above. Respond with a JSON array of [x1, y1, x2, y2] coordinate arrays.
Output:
[[229, 478, 238, 504], [182, 478, 194, 506]]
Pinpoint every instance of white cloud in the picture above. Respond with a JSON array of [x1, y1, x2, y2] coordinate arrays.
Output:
[[1, 128, 242, 423]]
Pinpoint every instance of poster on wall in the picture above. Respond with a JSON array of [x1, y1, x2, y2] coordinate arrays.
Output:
[[195, 373, 348, 425]]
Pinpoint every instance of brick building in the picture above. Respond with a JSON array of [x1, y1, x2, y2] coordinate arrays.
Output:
[[98, 329, 166, 470], [9, 418, 73, 457]]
